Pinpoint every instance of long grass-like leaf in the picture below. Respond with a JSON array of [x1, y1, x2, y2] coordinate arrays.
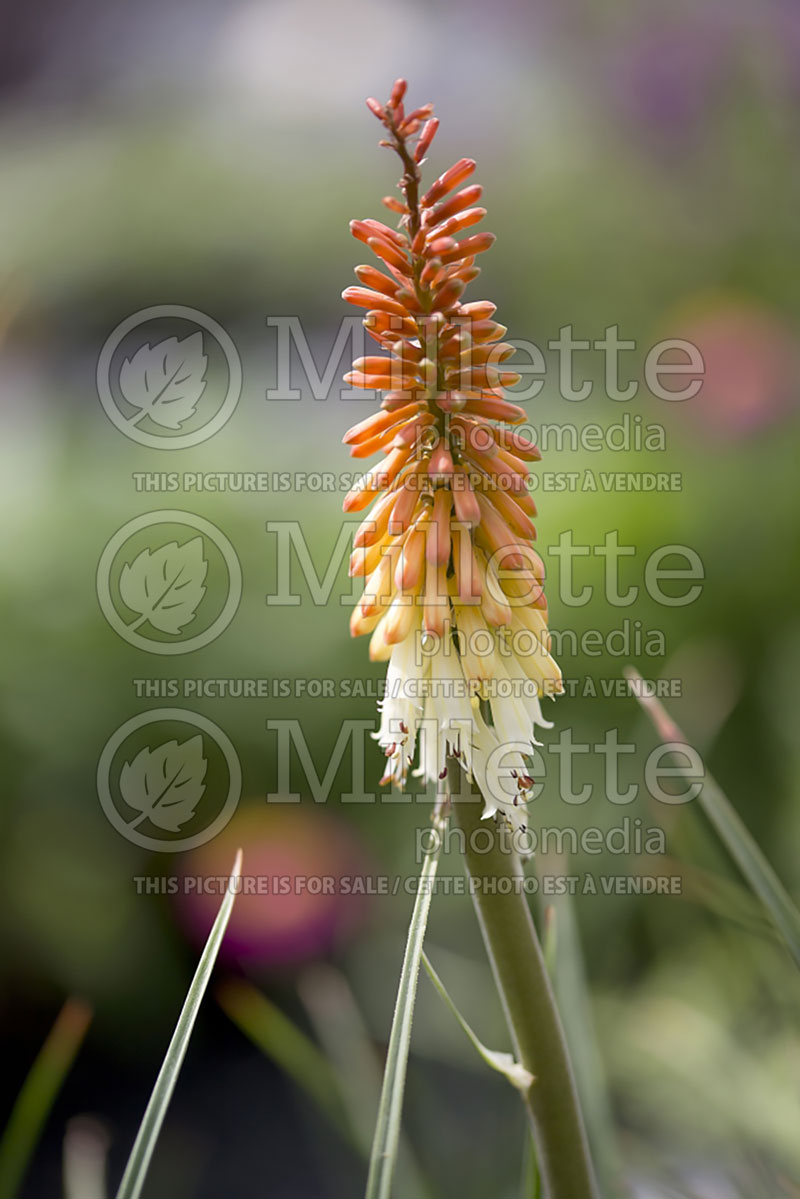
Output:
[[364, 817, 444, 1199], [298, 965, 431, 1197], [520, 1132, 541, 1199], [541, 893, 626, 1197], [297, 966, 387, 1156], [626, 666, 800, 969], [114, 849, 242, 1199], [0, 997, 92, 1199], [420, 951, 533, 1092], [217, 978, 353, 1144]]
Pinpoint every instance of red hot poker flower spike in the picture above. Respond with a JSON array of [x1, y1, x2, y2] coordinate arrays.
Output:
[[342, 79, 561, 833]]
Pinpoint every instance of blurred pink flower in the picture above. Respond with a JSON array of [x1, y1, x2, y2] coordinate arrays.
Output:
[[176, 805, 370, 969], [658, 294, 799, 438]]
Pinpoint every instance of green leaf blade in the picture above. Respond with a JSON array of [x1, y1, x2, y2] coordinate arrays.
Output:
[[0, 997, 92, 1199], [217, 978, 352, 1143], [364, 820, 443, 1199], [626, 666, 800, 969], [114, 848, 242, 1199], [421, 951, 534, 1092]]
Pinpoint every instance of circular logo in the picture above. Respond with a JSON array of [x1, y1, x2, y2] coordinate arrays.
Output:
[[97, 305, 242, 448], [97, 708, 242, 852], [97, 510, 242, 655]]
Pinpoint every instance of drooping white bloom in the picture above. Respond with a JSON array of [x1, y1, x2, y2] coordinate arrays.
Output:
[[413, 630, 475, 786], [375, 621, 425, 787], [375, 614, 555, 833]]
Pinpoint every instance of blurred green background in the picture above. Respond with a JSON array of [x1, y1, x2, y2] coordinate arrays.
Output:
[[1, 0, 800, 1195]]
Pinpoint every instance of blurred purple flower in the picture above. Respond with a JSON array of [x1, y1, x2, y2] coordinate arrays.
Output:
[[615, 22, 728, 141]]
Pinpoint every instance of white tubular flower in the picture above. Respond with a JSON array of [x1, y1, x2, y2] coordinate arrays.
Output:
[[413, 631, 475, 786], [471, 713, 534, 830], [373, 617, 554, 834], [374, 614, 425, 788]]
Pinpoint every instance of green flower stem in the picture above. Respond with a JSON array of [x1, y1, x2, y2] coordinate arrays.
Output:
[[450, 765, 597, 1199]]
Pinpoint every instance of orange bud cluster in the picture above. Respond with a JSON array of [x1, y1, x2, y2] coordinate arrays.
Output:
[[342, 79, 560, 709]]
